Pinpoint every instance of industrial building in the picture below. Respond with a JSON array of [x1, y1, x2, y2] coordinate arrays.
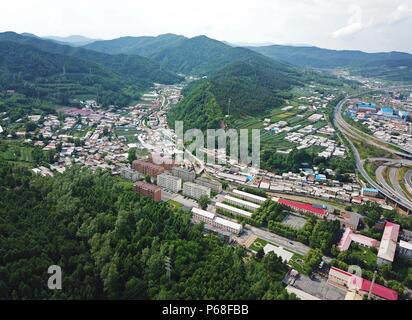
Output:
[[183, 182, 211, 200], [327, 267, 398, 300], [216, 202, 253, 219], [134, 181, 162, 202], [223, 195, 260, 212], [232, 189, 267, 204], [157, 173, 182, 193], [273, 197, 328, 217]]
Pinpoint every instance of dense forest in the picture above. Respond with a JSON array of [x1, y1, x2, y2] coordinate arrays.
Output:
[[167, 57, 301, 130], [0, 164, 294, 299]]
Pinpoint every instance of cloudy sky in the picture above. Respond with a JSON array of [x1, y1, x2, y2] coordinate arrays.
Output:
[[1, 0, 412, 52]]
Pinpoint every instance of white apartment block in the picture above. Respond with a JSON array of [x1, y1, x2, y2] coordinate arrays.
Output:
[[183, 182, 211, 200], [157, 173, 182, 193]]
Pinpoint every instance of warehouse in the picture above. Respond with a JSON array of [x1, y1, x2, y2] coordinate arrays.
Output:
[[223, 195, 260, 212], [216, 202, 253, 218], [232, 189, 267, 204]]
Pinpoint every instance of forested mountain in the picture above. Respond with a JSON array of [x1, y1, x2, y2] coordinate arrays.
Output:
[[85, 34, 284, 75], [84, 33, 187, 56], [249, 45, 412, 81], [43, 35, 100, 47], [168, 57, 302, 130], [0, 32, 182, 86], [0, 164, 293, 300], [0, 32, 182, 106], [0, 41, 137, 106]]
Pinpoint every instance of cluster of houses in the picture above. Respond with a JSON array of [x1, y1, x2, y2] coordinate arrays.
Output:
[[347, 100, 412, 153]]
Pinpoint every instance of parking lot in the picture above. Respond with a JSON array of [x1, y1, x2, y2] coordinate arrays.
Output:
[[288, 273, 346, 300], [282, 214, 307, 229]]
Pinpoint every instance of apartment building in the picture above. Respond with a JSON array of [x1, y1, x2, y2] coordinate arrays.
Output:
[[183, 182, 211, 200], [172, 166, 196, 182], [195, 177, 222, 193], [132, 159, 165, 177], [157, 173, 182, 193]]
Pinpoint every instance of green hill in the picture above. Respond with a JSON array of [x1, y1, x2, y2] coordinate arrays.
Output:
[[84, 33, 187, 56], [0, 32, 182, 86], [0, 41, 137, 106], [85, 34, 284, 76], [168, 57, 301, 130], [0, 32, 183, 107]]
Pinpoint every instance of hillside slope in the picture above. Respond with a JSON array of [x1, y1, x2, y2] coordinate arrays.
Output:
[[84, 33, 187, 56], [168, 58, 301, 130], [85, 34, 288, 76], [0, 32, 182, 86], [0, 41, 137, 106]]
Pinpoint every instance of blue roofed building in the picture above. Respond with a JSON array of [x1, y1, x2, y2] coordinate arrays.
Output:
[[315, 174, 327, 182], [399, 110, 409, 121], [356, 102, 377, 113], [380, 107, 395, 118]]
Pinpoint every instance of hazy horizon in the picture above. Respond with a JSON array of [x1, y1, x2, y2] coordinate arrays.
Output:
[[1, 0, 412, 53]]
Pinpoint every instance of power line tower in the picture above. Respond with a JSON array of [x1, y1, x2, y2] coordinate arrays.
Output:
[[165, 256, 172, 281], [367, 270, 378, 300]]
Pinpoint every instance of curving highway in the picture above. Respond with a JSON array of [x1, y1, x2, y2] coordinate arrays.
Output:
[[333, 97, 412, 213], [405, 170, 412, 195]]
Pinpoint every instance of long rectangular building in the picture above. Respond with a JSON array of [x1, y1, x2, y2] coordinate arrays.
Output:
[[272, 197, 328, 217], [216, 202, 253, 219], [183, 182, 211, 200], [223, 195, 260, 212], [157, 173, 182, 193], [191, 207, 243, 235], [172, 166, 196, 182], [232, 189, 267, 204], [377, 221, 400, 265]]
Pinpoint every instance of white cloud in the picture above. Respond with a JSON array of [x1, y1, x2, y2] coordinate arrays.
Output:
[[0, 0, 411, 52], [333, 5, 364, 38]]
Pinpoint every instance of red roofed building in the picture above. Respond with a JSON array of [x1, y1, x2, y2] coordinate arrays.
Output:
[[328, 267, 398, 300], [134, 181, 161, 202], [273, 197, 328, 217]]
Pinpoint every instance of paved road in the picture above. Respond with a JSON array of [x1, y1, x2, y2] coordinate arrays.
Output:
[[405, 170, 412, 194], [389, 167, 409, 200], [245, 224, 310, 256], [333, 97, 412, 213]]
